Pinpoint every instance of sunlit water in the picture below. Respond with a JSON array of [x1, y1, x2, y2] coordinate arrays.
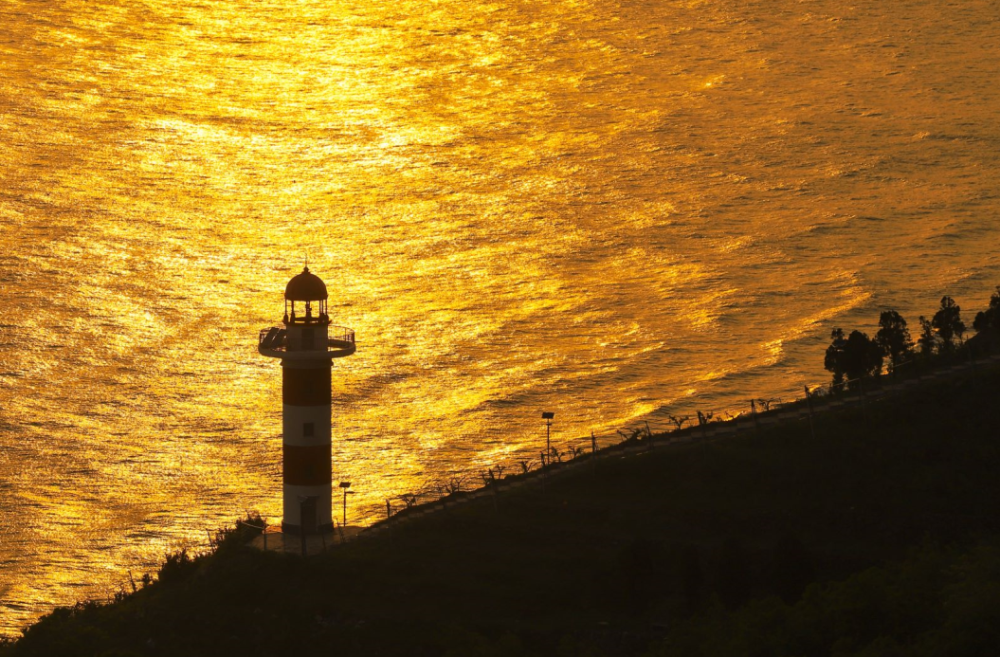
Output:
[[1, 0, 999, 634]]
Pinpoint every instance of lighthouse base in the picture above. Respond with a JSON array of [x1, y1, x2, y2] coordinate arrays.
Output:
[[280, 521, 335, 536], [251, 525, 364, 556], [282, 483, 333, 534]]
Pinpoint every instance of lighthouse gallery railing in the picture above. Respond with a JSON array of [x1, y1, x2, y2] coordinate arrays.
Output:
[[258, 326, 356, 351]]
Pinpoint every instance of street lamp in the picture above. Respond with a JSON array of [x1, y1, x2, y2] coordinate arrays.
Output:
[[339, 481, 353, 527], [541, 412, 554, 463]]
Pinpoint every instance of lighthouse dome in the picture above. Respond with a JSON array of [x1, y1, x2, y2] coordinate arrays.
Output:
[[284, 267, 328, 301]]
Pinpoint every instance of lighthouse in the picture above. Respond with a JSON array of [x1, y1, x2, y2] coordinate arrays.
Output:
[[258, 267, 356, 535]]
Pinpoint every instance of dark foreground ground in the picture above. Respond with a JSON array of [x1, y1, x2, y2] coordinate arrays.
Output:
[[5, 363, 1000, 656]]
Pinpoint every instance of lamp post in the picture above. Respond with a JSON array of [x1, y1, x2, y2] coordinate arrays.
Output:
[[542, 412, 554, 463], [339, 481, 352, 527]]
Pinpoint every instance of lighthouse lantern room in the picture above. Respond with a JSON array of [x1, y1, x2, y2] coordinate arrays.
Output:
[[258, 267, 356, 535]]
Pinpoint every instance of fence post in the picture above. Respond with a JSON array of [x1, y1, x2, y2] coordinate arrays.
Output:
[[591, 431, 598, 477], [751, 399, 760, 435]]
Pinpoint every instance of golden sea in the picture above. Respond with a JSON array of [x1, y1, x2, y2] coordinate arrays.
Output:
[[2, 0, 999, 634]]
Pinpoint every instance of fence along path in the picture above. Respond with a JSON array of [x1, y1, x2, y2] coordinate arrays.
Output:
[[353, 348, 1000, 543], [231, 345, 999, 554]]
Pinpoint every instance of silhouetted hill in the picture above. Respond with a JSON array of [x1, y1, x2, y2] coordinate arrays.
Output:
[[6, 361, 1000, 656]]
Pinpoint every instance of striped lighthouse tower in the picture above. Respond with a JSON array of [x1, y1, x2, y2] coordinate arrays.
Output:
[[258, 267, 356, 535]]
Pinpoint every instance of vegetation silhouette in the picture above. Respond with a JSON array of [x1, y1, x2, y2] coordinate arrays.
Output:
[[918, 315, 937, 358], [932, 295, 965, 352], [823, 287, 1000, 390], [875, 310, 913, 373], [824, 329, 881, 390], [824, 327, 848, 389], [973, 286, 1000, 334]]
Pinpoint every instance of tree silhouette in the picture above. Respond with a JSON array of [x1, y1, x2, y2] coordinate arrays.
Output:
[[932, 296, 965, 352], [918, 315, 936, 358], [824, 328, 848, 389], [842, 330, 883, 387], [973, 286, 1000, 333], [875, 310, 913, 372]]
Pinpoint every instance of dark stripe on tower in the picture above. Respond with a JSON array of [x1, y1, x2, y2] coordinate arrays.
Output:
[[282, 366, 332, 406], [283, 444, 332, 485]]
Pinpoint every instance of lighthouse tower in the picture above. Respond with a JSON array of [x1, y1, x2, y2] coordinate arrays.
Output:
[[258, 267, 356, 535]]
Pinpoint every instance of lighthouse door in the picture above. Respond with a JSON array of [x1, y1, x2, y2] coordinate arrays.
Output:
[[300, 497, 318, 535]]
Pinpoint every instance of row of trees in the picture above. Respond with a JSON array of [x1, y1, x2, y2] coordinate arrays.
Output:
[[824, 287, 1000, 389]]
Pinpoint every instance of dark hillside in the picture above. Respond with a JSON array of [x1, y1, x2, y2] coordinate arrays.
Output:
[[6, 364, 1000, 656]]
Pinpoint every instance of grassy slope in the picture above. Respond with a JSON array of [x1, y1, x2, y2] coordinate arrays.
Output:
[[6, 364, 1000, 656]]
